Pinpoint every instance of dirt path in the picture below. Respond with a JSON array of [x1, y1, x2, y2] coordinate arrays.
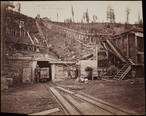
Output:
[[1, 83, 65, 115], [1, 78, 145, 115], [56, 78, 145, 115]]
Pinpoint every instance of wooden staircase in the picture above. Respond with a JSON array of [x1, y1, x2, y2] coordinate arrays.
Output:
[[106, 39, 134, 80], [114, 63, 131, 80], [35, 20, 49, 47]]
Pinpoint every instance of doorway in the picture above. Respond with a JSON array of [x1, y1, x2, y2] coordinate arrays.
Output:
[[37, 61, 52, 81]]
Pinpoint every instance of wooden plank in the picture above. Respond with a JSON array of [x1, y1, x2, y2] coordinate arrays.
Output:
[[119, 65, 131, 80], [135, 35, 138, 64], [74, 94, 127, 115], [56, 87, 128, 115], [29, 108, 60, 115], [127, 34, 129, 58], [78, 91, 139, 115], [56, 86, 75, 94], [22, 68, 32, 83], [49, 87, 80, 115], [135, 32, 143, 37], [64, 94, 112, 115], [106, 39, 126, 62]]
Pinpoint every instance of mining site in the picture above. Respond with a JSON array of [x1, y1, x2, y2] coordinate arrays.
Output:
[[1, 1, 145, 115]]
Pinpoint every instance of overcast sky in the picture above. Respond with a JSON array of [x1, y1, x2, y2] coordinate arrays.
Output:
[[13, 1, 143, 24]]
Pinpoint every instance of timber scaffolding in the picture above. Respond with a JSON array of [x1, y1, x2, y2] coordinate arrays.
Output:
[[5, 9, 60, 59], [40, 19, 143, 80], [5, 8, 143, 80]]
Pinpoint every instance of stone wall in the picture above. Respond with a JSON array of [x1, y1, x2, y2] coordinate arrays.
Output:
[[4, 58, 37, 86], [5, 59, 23, 86], [79, 60, 97, 78], [51, 64, 76, 81]]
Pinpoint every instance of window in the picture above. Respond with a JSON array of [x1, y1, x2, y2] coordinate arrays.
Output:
[[137, 37, 144, 52], [137, 54, 144, 64], [19, 21, 24, 28], [98, 59, 108, 67], [98, 52, 107, 56]]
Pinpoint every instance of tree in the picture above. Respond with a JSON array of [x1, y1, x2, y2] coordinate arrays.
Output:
[[13, 1, 21, 12], [93, 15, 97, 23], [57, 13, 58, 22], [64, 18, 72, 23], [83, 9, 90, 23], [107, 6, 115, 23], [83, 12, 86, 23], [138, 12, 143, 26], [126, 8, 130, 24], [71, 5, 75, 22], [18, 2, 21, 13], [85, 9, 90, 23]]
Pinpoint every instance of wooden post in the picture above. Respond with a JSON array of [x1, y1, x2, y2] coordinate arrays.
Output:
[[96, 44, 98, 80], [51, 64, 56, 81], [135, 35, 137, 64], [1, 3, 7, 76], [122, 36, 124, 50], [126, 34, 129, 58]]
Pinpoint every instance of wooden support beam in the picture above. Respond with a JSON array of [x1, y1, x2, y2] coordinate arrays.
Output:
[[78, 91, 139, 115], [96, 44, 98, 79], [64, 94, 111, 115], [106, 39, 126, 62], [56, 86, 74, 94], [29, 108, 60, 115], [127, 34, 129, 58], [74, 94, 127, 115], [50, 87, 80, 115], [135, 35, 138, 64], [135, 32, 143, 38]]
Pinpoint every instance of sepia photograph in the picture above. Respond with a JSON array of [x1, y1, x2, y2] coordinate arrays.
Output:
[[1, 1, 145, 115]]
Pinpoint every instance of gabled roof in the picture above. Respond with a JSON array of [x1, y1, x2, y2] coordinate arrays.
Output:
[[113, 27, 143, 38]]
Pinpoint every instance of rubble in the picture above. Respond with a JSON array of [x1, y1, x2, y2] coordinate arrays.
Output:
[[75, 77, 88, 84], [1, 76, 8, 92]]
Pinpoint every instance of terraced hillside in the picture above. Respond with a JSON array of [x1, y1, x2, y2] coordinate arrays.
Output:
[[37, 19, 94, 61], [5, 10, 136, 61], [50, 21, 134, 35], [38, 18, 137, 61], [5, 10, 58, 59]]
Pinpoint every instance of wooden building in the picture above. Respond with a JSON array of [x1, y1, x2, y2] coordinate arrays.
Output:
[[112, 28, 144, 66], [96, 28, 144, 79]]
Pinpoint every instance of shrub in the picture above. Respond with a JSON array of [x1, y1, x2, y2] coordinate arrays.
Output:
[[85, 66, 93, 72]]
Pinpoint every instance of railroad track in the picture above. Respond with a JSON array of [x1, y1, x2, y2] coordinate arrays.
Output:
[[48, 85, 139, 115]]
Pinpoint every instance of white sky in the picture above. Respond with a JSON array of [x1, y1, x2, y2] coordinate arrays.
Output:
[[13, 1, 143, 24]]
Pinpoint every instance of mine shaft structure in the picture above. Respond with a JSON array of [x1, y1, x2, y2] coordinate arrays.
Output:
[[4, 7, 143, 81], [42, 20, 144, 80]]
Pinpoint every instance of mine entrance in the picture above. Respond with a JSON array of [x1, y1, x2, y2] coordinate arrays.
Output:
[[37, 61, 52, 82]]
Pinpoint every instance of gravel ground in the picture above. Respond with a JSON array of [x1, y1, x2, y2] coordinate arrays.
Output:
[[1, 82, 65, 115], [56, 78, 145, 115]]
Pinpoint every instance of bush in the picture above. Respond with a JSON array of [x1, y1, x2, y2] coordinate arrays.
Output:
[[85, 66, 93, 72]]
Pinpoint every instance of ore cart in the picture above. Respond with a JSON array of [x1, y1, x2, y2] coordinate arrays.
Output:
[[40, 68, 50, 82]]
